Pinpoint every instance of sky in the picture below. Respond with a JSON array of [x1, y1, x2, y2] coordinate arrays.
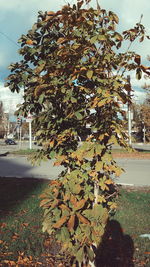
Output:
[[0, 0, 150, 112]]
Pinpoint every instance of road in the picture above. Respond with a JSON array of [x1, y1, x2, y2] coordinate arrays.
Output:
[[116, 158, 150, 186], [0, 155, 149, 186]]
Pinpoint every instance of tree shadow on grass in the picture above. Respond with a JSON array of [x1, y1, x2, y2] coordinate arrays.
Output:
[[0, 177, 48, 219], [95, 219, 134, 267]]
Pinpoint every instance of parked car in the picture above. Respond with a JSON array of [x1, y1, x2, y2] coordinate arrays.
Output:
[[5, 139, 17, 145]]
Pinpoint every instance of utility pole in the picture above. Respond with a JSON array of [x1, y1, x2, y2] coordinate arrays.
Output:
[[127, 75, 132, 146], [142, 122, 146, 143], [26, 113, 33, 149], [17, 117, 22, 149], [29, 120, 32, 149]]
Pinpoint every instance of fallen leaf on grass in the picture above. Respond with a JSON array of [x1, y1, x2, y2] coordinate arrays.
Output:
[[0, 223, 7, 228], [3, 260, 16, 266], [12, 233, 19, 240], [22, 223, 29, 227]]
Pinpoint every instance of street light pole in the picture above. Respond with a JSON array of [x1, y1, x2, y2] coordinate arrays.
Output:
[[127, 75, 132, 146]]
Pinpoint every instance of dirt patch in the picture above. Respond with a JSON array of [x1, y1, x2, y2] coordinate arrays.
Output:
[[118, 184, 150, 192], [113, 152, 150, 159]]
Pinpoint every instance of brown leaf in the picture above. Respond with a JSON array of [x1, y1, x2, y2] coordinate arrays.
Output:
[[134, 55, 141, 65], [0, 223, 7, 228], [75, 199, 86, 210], [47, 11, 55, 16], [53, 216, 68, 228], [57, 38, 66, 44], [3, 260, 16, 266], [12, 233, 19, 240], [70, 195, 77, 206], [40, 198, 51, 207], [50, 180, 61, 186], [67, 215, 75, 231], [22, 223, 29, 227], [77, 213, 90, 225], [60, 204, 70, 212]]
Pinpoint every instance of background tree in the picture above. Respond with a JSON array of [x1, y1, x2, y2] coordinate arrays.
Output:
[[5, 0, 150, 265], [0, 101, 5, 138], [0, 101, 4, 122], [133, 93, 150, 142]]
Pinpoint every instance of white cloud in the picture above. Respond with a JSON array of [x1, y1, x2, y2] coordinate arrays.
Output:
[[133, 90, 146, 104], [0, 83, 23, 113]]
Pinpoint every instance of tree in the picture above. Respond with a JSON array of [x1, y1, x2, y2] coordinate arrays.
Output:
[[0, 101, 4, 121], [133, 93, 150, 142], [5, 0, 150, 265], [0, 101, 5, 138]]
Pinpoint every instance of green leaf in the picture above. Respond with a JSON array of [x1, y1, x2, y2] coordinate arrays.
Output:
[[71, 97, 77, 103], [86, 246, 95, 261], [39, 94, 45, 104], [76, 247, 84, 262], [98, 35, 107, 41], [90, 35, 97, 44], [49, 151, 56, 159], [75, 111, 83, 120], [60, 227, 70, 242]]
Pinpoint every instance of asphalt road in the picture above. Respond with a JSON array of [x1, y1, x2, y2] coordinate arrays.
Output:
[[0, 155, 149, 186], [116, 158, 150, 186]]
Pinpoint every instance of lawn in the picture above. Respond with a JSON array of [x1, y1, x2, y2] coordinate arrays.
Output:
[[0, 178, 149, 266], [9, 147, 150, 159]]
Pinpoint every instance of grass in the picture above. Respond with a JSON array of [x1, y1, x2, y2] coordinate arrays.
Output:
[[113, 188, 150, 266], [8, 146, 150, 157], [0, 178, 150, 266], [10, 148, 37, 155]]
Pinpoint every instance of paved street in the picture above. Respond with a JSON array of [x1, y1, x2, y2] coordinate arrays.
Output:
[[0, 156, 63, 180], [116, 158, 150, 186], [0, 155, 149, 186]]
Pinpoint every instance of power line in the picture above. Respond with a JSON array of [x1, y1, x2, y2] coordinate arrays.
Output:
[[0, 30, 20, 47]]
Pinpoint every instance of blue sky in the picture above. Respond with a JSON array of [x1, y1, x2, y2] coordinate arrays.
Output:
[[0, 0, 150, 112]]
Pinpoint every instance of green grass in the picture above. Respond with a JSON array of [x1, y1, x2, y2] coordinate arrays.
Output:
[[11, 148, 37, 155], [0, 179, 149, 266], [9, 147, 150, 157], [113, 188, 150, 267]]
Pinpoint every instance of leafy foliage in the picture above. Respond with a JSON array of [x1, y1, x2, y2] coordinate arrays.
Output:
[[5, 0, 149, 265]]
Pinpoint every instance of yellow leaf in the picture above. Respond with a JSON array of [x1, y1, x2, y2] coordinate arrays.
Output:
[[95, 161, 103, 171], [57, 37, 66, 44], [108, 202, 117, 210], [105, 179, 114, 185], [86, 70, 93, 79], [98, 99, 106, 107], [97, 195, 106, 203], [26, 39, 33, 45], [49, 140, 55, 147]]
